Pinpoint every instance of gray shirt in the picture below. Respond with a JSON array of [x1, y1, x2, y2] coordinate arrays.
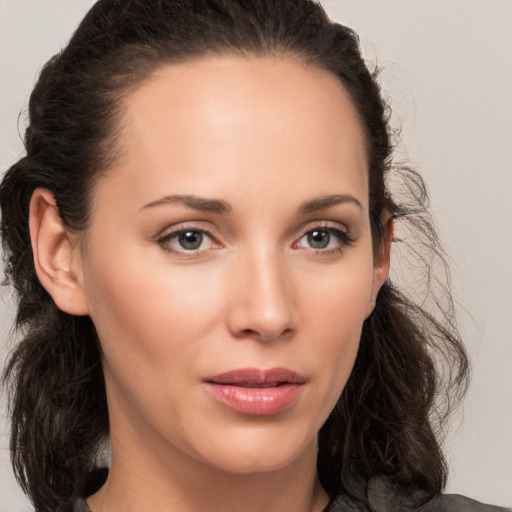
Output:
[[73, 475, 511, 512]]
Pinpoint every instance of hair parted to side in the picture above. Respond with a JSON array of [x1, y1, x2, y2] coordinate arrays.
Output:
[[0, 1, 469, 511]]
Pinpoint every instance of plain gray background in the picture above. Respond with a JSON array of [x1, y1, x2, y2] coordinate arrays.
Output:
[[1, 0, 511, 510]]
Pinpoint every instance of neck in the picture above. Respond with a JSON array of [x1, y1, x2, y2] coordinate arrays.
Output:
[[87, 426, 329, 512]]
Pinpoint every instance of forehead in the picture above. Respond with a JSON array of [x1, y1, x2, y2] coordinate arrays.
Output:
[[101, 56, 369, 211]]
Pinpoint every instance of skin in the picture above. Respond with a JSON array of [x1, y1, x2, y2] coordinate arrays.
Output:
[[30, 56, 390, 512]]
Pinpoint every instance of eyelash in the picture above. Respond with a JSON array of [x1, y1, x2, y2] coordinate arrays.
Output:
[[294, 223, 354, 255], [157, 223, 218, 257], [156, 222, 354, 257]]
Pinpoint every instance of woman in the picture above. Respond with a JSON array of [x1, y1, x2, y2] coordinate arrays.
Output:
[[0, 1, 509, 511]]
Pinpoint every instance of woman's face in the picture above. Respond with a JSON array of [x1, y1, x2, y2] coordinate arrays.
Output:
[[74, 56, 388, 474]]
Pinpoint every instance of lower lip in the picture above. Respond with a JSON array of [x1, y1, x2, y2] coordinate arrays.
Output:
[[204, 382, 303, 416]]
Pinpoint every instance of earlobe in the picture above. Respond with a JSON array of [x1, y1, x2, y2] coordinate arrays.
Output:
[[29, 188, 89, 316]]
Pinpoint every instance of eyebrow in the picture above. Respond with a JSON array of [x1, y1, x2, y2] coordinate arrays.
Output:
[[298, 194, 363, 214], [140, 194, 232, 214], [139, 193, 362, 215]]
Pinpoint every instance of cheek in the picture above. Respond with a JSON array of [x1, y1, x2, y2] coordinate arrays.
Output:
[[81, 243, 225, 382], [80, 248, 230, 444], [306, 259, 373, 371], [300, 253, 374, 331]]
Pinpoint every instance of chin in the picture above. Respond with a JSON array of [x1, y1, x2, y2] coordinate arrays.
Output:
[[206, 453, 304, 476], [191, 424, 318, 475]]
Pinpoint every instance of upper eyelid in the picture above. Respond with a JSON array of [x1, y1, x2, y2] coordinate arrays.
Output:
[[295, 220, 350, 237], [294, 222, 355, 249], [156, 224, 218, 251], [157, 222, 216, 239], [155, 220, 352, 244]]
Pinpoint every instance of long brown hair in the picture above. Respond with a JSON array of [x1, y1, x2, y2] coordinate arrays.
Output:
[[0, 1, 469, 511]]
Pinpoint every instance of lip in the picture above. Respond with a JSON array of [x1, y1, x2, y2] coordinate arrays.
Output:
[[203, 367, 305, 416]]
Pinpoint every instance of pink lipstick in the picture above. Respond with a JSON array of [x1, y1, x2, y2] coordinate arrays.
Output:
[[204, 367, 305, 416]]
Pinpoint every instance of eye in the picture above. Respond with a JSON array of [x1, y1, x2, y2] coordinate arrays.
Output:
[[296, 226, 353, 253], [158, 227, 216, 254]]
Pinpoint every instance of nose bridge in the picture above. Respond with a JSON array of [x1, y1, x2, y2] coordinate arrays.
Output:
[[229, 240, 295, 341]]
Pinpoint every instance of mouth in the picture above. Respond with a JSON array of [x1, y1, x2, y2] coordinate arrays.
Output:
[[203, 367, 305, 416]]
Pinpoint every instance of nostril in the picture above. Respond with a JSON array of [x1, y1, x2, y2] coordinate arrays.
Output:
[[238, 327, 294, 343]]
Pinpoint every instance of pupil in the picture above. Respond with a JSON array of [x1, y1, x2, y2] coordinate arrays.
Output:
[[308, 230, 330, 249], [179, 231, 202, 250]]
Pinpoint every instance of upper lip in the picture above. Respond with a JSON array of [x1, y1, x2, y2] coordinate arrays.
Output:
[[204, 367, 305, 387]]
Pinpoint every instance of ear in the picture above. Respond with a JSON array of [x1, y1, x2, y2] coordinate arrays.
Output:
[[29, 188, 89, 316], [366, 211, 393, 317]]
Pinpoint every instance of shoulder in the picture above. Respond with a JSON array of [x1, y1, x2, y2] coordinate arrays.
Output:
[[424, 494, 512, 512], [325, 475, 511, 512], [368, 475, 511, 512]]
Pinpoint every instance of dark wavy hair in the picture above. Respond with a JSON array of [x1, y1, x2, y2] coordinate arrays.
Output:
[[0, 1, 469, 511]]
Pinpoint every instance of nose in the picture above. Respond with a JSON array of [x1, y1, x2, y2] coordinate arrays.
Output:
[[226, 246, 296, 343]]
